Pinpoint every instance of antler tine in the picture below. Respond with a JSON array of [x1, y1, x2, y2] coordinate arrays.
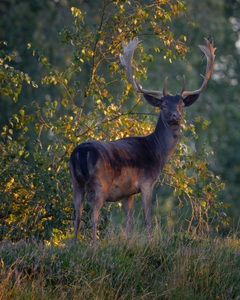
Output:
[[120, 38, 164, 99], [163, 76, 168, 96], [120, 39, 142, 92], [181, 37, 216, 97], [180, 75, 186, 95]]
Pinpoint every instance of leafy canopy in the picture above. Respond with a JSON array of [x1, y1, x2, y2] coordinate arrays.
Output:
[[0, 1, 228, 242]]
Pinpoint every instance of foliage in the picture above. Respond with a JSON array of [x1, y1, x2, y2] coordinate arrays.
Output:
[[0, 43, 38, 102], [1, 230, 240, 299], [0, 1, 228, 242], [162, 119, 229, 233], [171, 0, 240, 221]]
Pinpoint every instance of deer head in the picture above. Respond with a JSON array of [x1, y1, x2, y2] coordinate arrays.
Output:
[[120, 37, 216, 126]]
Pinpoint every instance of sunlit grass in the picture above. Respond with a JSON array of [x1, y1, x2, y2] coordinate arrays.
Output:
[[1, 225, 240, 300]]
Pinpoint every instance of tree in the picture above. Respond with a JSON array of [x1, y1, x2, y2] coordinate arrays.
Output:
[[0, 0, 227, 242]]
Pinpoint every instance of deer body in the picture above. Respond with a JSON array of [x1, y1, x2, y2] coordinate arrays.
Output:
[[70, 38, 216, 245], [71, 111, 181, 243]]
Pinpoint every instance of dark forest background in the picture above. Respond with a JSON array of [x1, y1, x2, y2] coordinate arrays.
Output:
[[0, 0, 239, 241]]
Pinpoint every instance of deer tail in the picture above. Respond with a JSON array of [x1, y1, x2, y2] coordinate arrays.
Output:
[[70, 146, 99, 182]]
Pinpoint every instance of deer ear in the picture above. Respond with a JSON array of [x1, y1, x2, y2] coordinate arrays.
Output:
[[183, 94, 200, 107], [143, 94, 163, 107]]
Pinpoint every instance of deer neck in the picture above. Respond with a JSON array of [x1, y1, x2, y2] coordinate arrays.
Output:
[[149, 112, 181, 162]]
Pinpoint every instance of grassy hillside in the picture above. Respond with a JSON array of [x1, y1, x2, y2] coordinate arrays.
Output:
[[1, 227, 240, 300]]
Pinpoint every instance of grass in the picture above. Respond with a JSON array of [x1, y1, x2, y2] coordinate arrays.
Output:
[[1, 227, 240, 300]]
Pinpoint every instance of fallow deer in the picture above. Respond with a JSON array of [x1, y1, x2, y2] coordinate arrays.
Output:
[[70, 37, 216, 245]]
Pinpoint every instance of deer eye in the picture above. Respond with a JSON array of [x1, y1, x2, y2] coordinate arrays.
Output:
[[161, 103, 168, 110]]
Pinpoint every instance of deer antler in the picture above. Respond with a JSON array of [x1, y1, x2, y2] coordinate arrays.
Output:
[[120, 38, 165, 99], [181, 37, 216, 97], [120, 37, 216, 99]]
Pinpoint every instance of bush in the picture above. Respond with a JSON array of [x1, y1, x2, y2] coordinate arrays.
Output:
[[0, 2, 228, 242]]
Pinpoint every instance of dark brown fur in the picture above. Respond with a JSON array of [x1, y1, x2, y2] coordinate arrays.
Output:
[[70, 95, 199, 244]]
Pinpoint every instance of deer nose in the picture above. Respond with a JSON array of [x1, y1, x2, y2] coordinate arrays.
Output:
[[172, 112, 182, 121]]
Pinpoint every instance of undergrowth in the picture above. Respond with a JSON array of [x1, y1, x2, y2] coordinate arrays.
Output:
[[1, 227, 240, 300]]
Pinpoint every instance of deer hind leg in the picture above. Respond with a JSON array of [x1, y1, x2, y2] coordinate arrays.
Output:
[[91, 193, 106, 247], [141, 186, 153, 245], [122, 195, 134, 237], [73, 183, 85, 243]]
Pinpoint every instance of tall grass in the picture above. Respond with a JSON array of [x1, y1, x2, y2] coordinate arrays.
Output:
[[1, 226, 240, 299]]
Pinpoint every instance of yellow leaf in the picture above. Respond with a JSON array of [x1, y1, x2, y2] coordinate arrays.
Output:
[[19, 109, 25, 116]]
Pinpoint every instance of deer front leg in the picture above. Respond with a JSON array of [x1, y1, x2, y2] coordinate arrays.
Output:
[[141, 187, 153, 245], [122, 195, 134, 237]]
